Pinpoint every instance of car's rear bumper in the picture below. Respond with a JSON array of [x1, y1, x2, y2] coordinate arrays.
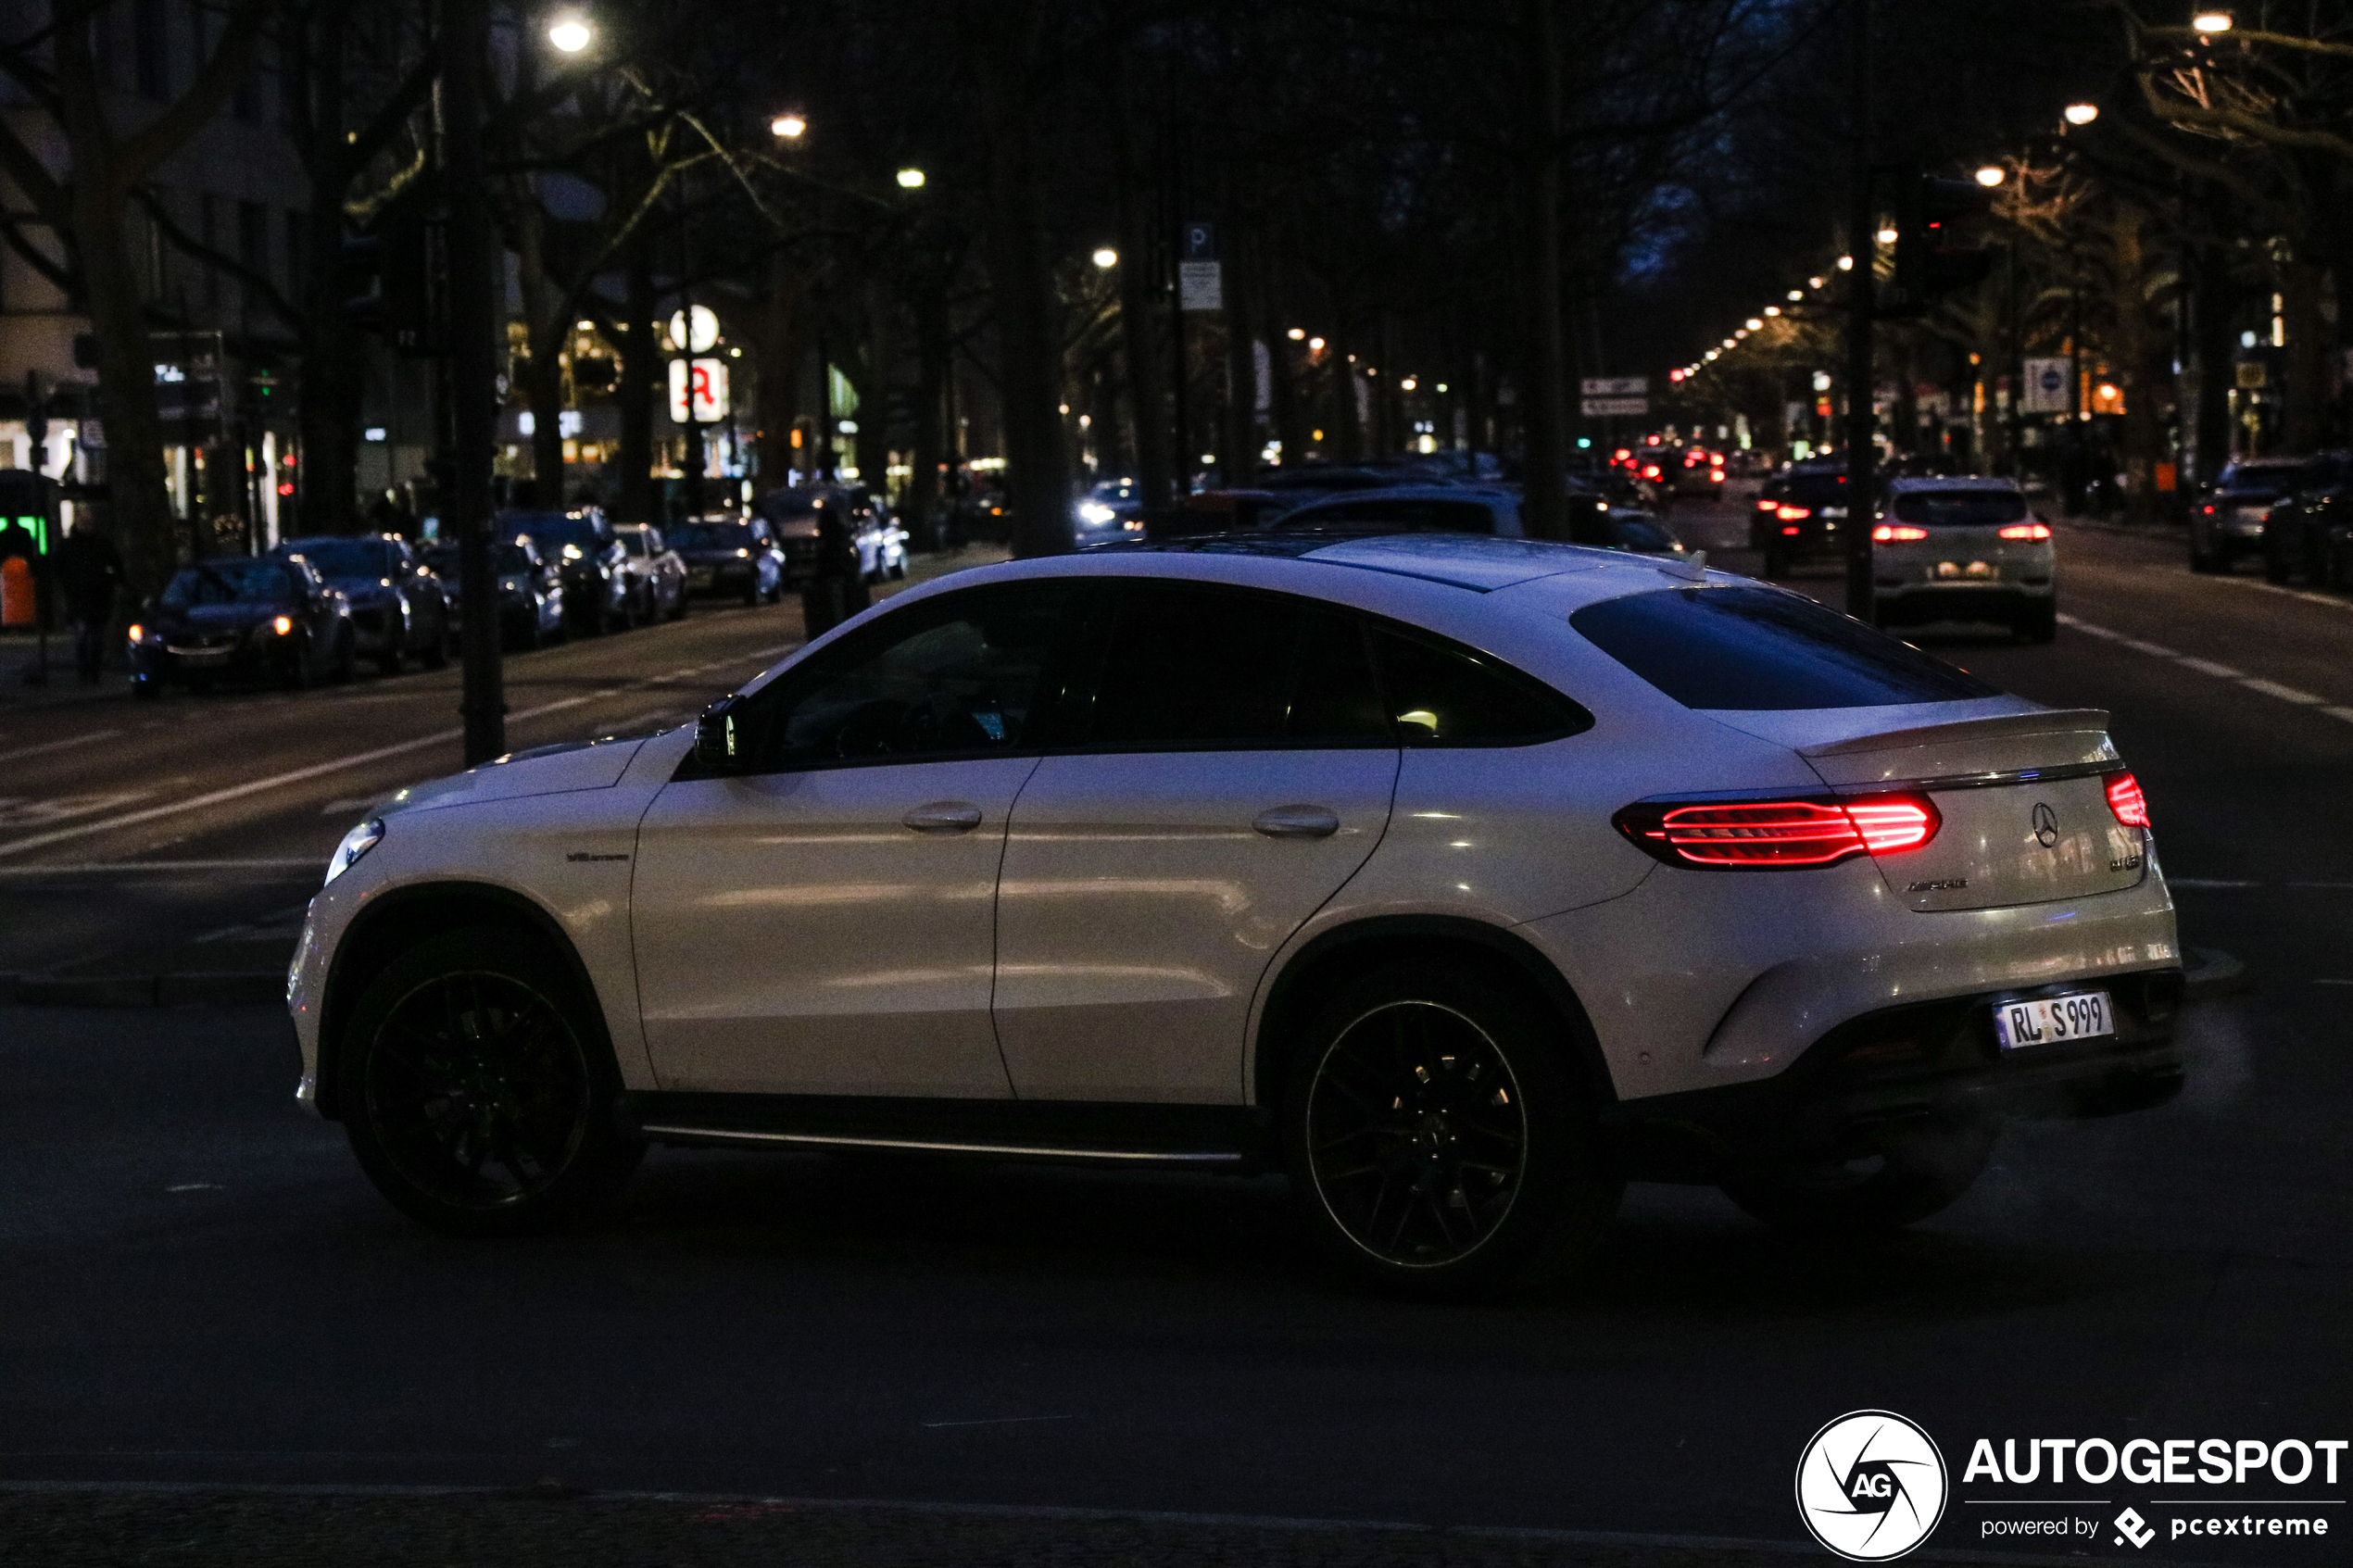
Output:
[[1872, 581, 2052, 622], [1607, 967, 2184, 1177]]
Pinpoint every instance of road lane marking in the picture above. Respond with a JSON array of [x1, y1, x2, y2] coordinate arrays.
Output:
[[2195, 570, 2353, 611], [2169, 878, 2262, 888], [2120, 638, 2179, 658], [0, 730, 122, 766], [2058, 614, 2347, 720], [2325, 707, 2353, 723], [2238, 678, 2323, 704], [0, 791, 155, 829], [2174, 656, 2242, 678]]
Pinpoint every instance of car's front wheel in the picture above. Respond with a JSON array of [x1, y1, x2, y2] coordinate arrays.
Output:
[[1281, 961, 1619, 1297], [339, 927, 641, 1236], [1720, 1119, 1995, 1237]]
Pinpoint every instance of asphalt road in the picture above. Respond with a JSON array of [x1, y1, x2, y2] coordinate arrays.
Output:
[[2, 516, 2347, 1564]]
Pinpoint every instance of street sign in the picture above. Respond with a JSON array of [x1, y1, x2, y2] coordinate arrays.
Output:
[[1580, 395, 1649, 418], [1579, 376, 1648, 397], [668, 358, 729, 422], [2020, 357, 2070, 414], [1180, 221, 1218, 260], [1179, 260, 1224, 312], [667, 305, 720, 355]]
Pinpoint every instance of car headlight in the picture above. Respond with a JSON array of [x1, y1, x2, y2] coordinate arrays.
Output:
[[562, 544, 584, 559], [1078, 502, 1115, 525], [325, 817, 384, 886]]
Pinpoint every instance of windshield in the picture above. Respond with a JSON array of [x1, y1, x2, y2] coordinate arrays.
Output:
[[161, 559, 296, 608], [495, 545, 537, 574], [1889, 490, 2029, 527], [669, 522, 750, 550], [618, 532, 652, 557], [506, 511, 602, 549], [283, 539, 389, 577], [2216, 462, 2309, 494]]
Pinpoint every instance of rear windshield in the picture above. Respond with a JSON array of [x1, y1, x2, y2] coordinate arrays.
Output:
[[669, 522, 750, 549], [1569, 586, 1999, 710], [1889, 490, 2029, 526], [508, 512, 602, 548], [1782, 470, 1849, 505], [161, 559, 296, 608], [2215, 462, 2309, 494]]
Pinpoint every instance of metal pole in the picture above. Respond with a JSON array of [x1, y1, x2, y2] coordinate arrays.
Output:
[[1843, 0, 1876, 620], [446, 0, 504, 766]]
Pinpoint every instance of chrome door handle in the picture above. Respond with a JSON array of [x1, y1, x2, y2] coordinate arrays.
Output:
[[1253, 805, 1340, 839], [903, 802, 984, 834]]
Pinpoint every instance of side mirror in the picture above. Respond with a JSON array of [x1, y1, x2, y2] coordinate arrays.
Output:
[[696, 694, 746, 771]]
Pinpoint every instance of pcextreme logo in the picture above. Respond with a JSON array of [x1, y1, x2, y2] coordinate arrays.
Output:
[[1795, 1410, 1950, 1562]]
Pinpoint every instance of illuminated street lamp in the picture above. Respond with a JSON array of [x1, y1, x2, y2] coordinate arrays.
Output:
[[1975, 165, 2006, 187], [1745, 318, 1763, 330], [1788, 290, 1804, 300], [1091, 246, 1117, 269], [1835, 257, 1854, 271], [896, 168, 925, 189], [771, 112, 807, 139], [1875, 226, 1898, 244], [2064, 103, 2099, 126], [547, 10, 592, 51], [2191, 10, 2233, 34]]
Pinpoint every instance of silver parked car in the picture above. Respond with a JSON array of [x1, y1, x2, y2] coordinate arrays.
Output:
[[612, 523, 689, 622], [1869, 476, 2057, 641], [293, 533, 2181, 1294]]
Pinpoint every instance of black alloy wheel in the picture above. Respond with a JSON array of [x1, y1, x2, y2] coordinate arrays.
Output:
[[1282, 960, 1619, 1296], [340, 928, 639, 1235]]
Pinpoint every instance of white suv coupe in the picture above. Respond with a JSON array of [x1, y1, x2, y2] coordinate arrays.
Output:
[[292, 533, 2183, 1293]]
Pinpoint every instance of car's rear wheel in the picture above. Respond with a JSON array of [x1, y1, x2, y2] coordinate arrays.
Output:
[[1720, 1119, 1995, 1237], [339, 927, 641, 1236], [1281, 961, 1619, 1297]]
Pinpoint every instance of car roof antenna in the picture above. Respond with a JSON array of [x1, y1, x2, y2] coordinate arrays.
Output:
[[1656, 549, 1707, 583]]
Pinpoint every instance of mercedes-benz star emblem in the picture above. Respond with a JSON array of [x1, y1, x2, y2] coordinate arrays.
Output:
[[2032, 801, 2059, 848]]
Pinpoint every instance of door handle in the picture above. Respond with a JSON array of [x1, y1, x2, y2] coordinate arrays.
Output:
[[1253, 805, 1341, 839], [903, 801, 984, 834]]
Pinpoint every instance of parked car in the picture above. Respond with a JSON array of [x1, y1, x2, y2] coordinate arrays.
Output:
[[503, 508, 630, 633], [1277, 485, 1682, 554], [272, 533, 449, 675], [427, 537, 568, 649], [2255, 451, 2353, 584], [294, 531, 2181, 1296], [669, 515, 785, 604], [2189, 457, 2318, 574], [840, 488, 910, 582], [1752, 456, 1855, 576], [1668, 445, 1726, 497], [1869, 476, 2056, 642], [129, 555, 355, 696], [1076, 477, 1147, 543], [761, 487, 906, 586], [612, 523, 689, 621]]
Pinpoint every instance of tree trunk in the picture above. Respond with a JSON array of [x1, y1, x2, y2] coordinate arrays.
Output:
[[1330, 324, 1363, 461], [1223, 225, 1258, 483], [2190, 243, 2236, 482], [747, 246, 801, 495], [1114, 118, 1173, 508], [74, 190, 175, 598], [524, 330, 566, 507], [614, 231, 657, 523], [2282, 255, 2325, 455], [1517, 0, 1569, 541], [908, 285, 949, 548], [976, 38, 1071, 558]]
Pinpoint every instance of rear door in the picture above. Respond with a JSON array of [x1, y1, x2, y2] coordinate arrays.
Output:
[[991, 582, 1399, 1103]]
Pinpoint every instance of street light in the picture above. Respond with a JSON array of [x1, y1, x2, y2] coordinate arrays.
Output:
[[1875, 226, 1898, 244], [2064, 103, 2099, 126], [1788, 290, 1804, 300], [1307, 336, 1325, 351], [1974, 165, 2006, 187], [1764, 306, 1781, 317], [2191, 10, 2232, 33], [1745, 318, 1763, 330], [896, 168, 925, 189], [1835, 256, 1854, 270], [1091, 246, 1117, 269], [547, 10, 592, 51], [771, 112, 806, 139], [1286, 327, 1306, 340]]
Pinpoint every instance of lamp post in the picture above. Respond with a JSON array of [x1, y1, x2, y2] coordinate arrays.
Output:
[[449, 0, 503, 765]]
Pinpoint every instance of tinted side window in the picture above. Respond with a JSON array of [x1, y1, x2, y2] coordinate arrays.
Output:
[[1370, 629, 1590, 746], [1569, 586, 1999, 710], [1070, 583, 1389, 749], [745, 583, 1076, 769]]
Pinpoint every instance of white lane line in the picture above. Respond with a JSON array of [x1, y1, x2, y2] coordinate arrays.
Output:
[[2169, 878, 2263, 889], [2061, 614, 2351, 720], [2120, 638, 2180, 658], [2315, 979, 2353, 987], [2239, 678, 2324, 705], [2325, 707, 2353, 724], [2175, 656, 2242, 678], [0, 687, 608, 861], [2196, 571, 2353, 611], [0, 729, 122, 766]]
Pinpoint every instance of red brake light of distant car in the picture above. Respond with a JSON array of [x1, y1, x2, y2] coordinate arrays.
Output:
[[1872, 524, 1929, 542], [2104, 771, 2150, 829], [1613, 794, 1940, 870], [1642, 465, 1661, 479], [1775, 505, 1811, 521], [1998, 521, 2053, 540], [2201, 504, 2216, 515], [1755, 497, 1779, 511], [1780, 525, 1801, 535]]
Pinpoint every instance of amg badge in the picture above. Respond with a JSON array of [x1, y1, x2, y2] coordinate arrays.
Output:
[[1906, 878, 1969, 893]]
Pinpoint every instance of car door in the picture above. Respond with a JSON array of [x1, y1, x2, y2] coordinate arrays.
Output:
[[632, 580, 1083, 1097], [991, 581, 1400, 1103]]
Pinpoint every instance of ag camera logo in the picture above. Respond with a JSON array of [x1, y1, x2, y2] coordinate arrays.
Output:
[[1796, 1410, 1949, 1561]]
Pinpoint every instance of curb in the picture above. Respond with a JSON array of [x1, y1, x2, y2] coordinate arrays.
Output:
[[2182, 947, 2248, 1000]]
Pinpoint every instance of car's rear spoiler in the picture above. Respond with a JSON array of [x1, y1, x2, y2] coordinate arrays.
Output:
[[1799, 709, 2118, 789], [1798, 709, 2111, 759]]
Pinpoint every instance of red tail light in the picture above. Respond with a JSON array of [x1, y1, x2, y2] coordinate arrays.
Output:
[[1781, 525, 1801, 535], [1755, 497, 1780, 511], [1776, 505, 1811, 521], [2200, 504, 2216, 515], [1614, 794, 1940, 870], [1998, 521, 2052, 540], [1872, 523, 1929, 542], [2104, 771, 2150, 828]]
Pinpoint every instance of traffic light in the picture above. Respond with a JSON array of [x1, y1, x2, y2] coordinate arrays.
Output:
[[338, 210, 444, 355], [1887, 169, 1996, 315]]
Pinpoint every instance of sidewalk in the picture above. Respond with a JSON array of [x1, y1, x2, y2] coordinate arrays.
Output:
[[0, 631, 132, 712]]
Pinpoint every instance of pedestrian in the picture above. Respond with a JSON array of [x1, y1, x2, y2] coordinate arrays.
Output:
[[798, 495, 870, 639], [54, 519, 124, 684]]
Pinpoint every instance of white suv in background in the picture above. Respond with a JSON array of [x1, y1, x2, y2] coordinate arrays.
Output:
[[292, 533, 2181, 1294], [1870, 476, 2057, 642]]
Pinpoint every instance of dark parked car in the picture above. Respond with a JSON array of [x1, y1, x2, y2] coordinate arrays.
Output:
[[613, 523, 689, 621], [668, 516, 785, 603], [1752, 457, 1854, 576], [2191, 456, 2320, 574], [129, 556, 355, 696], [2255, 452, 2353, 584], [502, 508, 630, 633], [421, 538, 569, 649], [271, 533, 449, 675]]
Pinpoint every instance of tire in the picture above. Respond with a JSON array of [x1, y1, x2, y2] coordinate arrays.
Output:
[[337, 926, 642, 1236], [743, 578, 761, 608], [669, 587, 689, 621], [281, 637, 313, 691], [2015, 600, 2057, 643], [1719, 1119, 1995, 1237], [420, 626, 449, 670], [888, 560, 906, 581], [377, 646, 404, 678], [1280, 960, 1620, 1298]]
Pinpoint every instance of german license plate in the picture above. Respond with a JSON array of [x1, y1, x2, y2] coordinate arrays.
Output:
[[1994, 990, 2113, 1051]]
